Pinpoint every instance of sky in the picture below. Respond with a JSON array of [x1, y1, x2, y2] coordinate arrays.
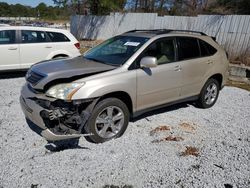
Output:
[[0, 0, 54, 7]]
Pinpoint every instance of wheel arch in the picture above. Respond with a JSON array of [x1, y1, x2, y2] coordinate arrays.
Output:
[[98, 91, 133, 115], [46, 50, 72, 60], [208, 73, 223, 89], [52, 54, 69, 59]]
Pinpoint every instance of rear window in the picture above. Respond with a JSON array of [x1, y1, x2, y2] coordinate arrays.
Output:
[[46, 32, 70, 42], [0, 30, 15, 44], [177, 37, 200, 60], [21, 30, 47, 43], [199, 39, 217, 56]]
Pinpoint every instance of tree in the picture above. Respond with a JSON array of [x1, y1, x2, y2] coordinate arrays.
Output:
[[36, 3, 47, 17], [217, 0, 250, 14], [0, 2, 70, 19], [0, 2, 11, 16], [53, 0, 126, 15], [10, 4, 31, 17], [89, 0, 126, 15], [52, 0, 68, 7]]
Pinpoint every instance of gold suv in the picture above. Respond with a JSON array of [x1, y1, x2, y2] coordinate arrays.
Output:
[[20, 29, 229, 143]]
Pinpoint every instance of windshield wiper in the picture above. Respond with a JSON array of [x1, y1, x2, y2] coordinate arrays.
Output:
[[84, 56, 103, 63], [84, 56, 119, 67]]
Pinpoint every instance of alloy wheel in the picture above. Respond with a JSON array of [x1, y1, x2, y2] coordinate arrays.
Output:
[[204, 83, 218, 105], [94, 106, 125, 139]]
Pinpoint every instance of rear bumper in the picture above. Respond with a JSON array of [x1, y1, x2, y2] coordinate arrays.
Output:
[[20, 84, 81, 141]]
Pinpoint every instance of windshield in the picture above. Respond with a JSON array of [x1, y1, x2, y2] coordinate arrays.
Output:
[[84, 36, 149, 66]]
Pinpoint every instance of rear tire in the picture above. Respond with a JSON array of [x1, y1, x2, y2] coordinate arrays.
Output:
[[197, 78, 220, 109], [83, 98, 129, 143], [52, 55, 68, 59]]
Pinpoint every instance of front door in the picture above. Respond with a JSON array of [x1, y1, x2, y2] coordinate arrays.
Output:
[[0, 30, 20, 70], [136, 38, 182, 111]]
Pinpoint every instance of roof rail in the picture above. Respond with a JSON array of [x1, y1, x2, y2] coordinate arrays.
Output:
[[125, 29, 207, 36], [125, 29, 170, 34], [168, 29, 207, 36]]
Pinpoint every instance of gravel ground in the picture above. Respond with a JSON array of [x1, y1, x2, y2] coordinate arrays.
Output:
[[0, 76, 249, 188]]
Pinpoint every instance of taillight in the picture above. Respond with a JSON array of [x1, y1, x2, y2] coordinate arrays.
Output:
[[74, 42, 80, 49]]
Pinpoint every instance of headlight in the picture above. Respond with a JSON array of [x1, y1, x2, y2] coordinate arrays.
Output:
[[46, 83, 85, 100]]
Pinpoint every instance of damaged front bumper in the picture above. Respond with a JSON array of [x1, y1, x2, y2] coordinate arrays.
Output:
[[20, 83, 94, 141]]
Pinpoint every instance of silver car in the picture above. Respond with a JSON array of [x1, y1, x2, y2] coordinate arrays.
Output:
[[20, 29, 229, 143]]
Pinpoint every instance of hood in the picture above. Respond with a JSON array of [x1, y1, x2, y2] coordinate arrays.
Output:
[[26, 56, 116, 90]]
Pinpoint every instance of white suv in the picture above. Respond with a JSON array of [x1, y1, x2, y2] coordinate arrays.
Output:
[[0, 26, 81, 71]]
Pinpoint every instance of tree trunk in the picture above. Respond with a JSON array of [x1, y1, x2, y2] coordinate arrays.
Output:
[[159, 0, 165, 15], [139, 0, 143, 11], [92, 0, 99, 15], [135, 0, 139, 12], [150, 0, 155, 12]]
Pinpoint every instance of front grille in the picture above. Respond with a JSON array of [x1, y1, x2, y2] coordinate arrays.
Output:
[[26, 71, 45, 86]]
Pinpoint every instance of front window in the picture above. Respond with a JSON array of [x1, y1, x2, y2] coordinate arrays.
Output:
[[84, 36, 149, 66], [0, 30, 16, 45], [139, 38, 176, 65]]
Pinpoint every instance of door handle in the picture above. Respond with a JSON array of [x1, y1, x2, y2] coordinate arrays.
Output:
[[174, 65, 182, 71], [8, 47, 17, 50], [207, 60, 213, 64], [45, 46, 52, 49]]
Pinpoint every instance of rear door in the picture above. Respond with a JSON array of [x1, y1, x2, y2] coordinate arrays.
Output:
[[136, 38, 182, 111], [45, 31, 72, 56], [19, 30, 52, 69], [0, 30, 20, 70], [176, 37, 211, 98]]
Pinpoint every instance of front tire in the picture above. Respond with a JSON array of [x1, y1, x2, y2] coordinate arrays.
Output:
[[83, 98, 130, 143], [197, 78, 220, 108]]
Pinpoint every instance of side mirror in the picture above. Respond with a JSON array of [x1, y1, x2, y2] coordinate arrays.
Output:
[[140, 56, 157, 68]]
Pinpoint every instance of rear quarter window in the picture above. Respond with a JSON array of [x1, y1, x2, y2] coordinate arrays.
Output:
[[199, 39, 217, 56], [177, 37, 200, 60], [46, 32, 70, 42], [0, 30, 16, 44]]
